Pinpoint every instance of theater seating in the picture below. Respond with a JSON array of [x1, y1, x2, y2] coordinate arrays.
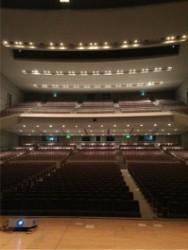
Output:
[[77, 101, 115, 113], [128, 162, 188, 218], [1, 161, 141, 217]]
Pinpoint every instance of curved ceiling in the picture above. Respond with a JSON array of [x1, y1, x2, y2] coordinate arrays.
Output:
[[1, 1, 188, 93]]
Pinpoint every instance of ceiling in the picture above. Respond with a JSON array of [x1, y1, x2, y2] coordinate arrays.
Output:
[[1, 1, 188, 138], [5, 113, 186, 137], [1, 1, 188, 93], [1, 0, 186, 10]]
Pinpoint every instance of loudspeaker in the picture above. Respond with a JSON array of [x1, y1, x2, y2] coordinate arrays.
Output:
[[7, 218, 38, 231]]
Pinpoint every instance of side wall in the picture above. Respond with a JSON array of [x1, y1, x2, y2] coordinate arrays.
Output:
[[176, 80, 188, 105], [0, 131, 19, 151], [0, 74, 23, 110], [0, 74, 23, 150], [181, 132, 188, 149]]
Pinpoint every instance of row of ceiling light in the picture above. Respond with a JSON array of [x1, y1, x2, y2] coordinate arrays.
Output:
[[18, 123, 178, 135], [20, 123, 173, 128], [22, 67, 172, 76], [2, 34, 187, 50], [18, 131, 178, 136], [33, 81, 163, 89]]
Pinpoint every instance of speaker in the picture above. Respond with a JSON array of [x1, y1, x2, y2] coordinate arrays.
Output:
[[7, 218, 38, 231]]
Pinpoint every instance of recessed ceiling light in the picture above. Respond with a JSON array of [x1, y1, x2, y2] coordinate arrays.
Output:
[[154, 124, 157, 127], [88, 125, 91, 127], [113, 125, 117, 127], [101, 125, 104, 127], [127, 125, 130, 127], [23, 125, 26, 127], [59, 0, 70, 3], [168, 123, 171, 126], [167, 66, 172, 71], [140, 124, 143, 127], [49, 125, 53, 128]]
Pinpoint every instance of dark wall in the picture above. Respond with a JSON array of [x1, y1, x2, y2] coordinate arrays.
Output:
[[23, 90, 176, 103]]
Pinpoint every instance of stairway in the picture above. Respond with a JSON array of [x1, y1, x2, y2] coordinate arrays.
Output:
[[113, 103, 121, 113], [115, 149, 126, 169], [122, 169, 156, 219]]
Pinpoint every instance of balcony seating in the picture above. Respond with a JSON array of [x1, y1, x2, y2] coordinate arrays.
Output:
[[1, 98, 187, 115], [119, 99, 162, 113], [155, 99, 188, 113], [77, 101, 115, 113], [0, 102, 41, 117], [32, 102, 77, 114]]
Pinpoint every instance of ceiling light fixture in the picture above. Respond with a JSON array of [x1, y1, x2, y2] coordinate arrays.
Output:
[[59, 0, 70, 3]]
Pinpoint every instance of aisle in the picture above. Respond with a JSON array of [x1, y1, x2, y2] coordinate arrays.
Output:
[[121, 169, 156, 219]]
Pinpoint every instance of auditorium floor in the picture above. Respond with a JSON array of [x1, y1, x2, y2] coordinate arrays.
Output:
[[0, 217, 188, 249]]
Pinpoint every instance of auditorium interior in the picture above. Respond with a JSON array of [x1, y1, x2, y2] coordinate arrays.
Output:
[[0, 0, 188, 249]]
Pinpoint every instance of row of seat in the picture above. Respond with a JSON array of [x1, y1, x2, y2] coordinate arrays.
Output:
[[1, 98, 187, 116], [1, 161, 141, 217], [128, 162, 188, 218], [1, 197, 140, 217], [1, 162, 55, 192]]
